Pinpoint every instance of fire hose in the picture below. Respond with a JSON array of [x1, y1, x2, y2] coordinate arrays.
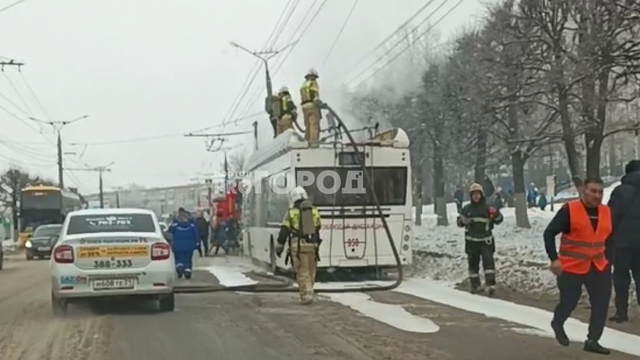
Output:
[[174, 102, 404, 294]]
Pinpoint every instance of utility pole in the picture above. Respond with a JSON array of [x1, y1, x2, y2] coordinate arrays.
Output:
[[0, 60, 24, 70], [230, 41, 297, 144], [66, 162, 114, 208], [29, 115, 90, 189]]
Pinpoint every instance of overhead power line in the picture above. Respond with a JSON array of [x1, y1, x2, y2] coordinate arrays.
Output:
[[341, 0, 438, 78], [348, 0, 465, 89], [236, 0, 327, 120], [221, 0, 299, 125], [0, 0, 29, 14], [345, 0, 453, 87], [320, 0, 359, 69]]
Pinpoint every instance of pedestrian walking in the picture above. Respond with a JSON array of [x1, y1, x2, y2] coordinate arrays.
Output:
[[607, 160, 640, 323], [543, 178, 612, 354]]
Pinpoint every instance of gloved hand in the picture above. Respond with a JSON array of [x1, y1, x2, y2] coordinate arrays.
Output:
[[487, 206, 497, 218], [458, 215, 470, 225], [275, 243, 285, 258]]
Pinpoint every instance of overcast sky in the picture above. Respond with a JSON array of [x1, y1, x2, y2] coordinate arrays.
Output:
[[0, 0, 488, 195]]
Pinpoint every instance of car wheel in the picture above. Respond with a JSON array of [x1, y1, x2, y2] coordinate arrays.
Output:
[[158, 292, 175, 312], [51, 292, 68, 316]]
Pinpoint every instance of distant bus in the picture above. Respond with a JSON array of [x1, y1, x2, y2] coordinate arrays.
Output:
[[18, 185, 82, 247]]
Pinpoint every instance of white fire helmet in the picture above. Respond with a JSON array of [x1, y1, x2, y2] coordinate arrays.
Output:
[[289, 186, 309, 206], [279, 86, 289, 93], [306, 68, 318, 78]]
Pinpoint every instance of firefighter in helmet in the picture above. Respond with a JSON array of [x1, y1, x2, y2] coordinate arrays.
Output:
[[266, 92, 282, 138], [277, 86, 296, 135], [457, 183, 503, 295], [275, 186, 322, 304], [299, 68, 321, 144]]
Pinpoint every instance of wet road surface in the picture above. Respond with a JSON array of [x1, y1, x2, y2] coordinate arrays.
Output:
[[0, 253, 637, 360]]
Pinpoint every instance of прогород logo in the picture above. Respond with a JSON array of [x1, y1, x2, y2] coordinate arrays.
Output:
[[208, 170, 368, 195]]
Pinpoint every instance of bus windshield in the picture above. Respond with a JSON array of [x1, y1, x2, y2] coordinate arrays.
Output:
[[20, 211, 64, 232], [295, 167, 408, 207], [21, 190, 61, 211]]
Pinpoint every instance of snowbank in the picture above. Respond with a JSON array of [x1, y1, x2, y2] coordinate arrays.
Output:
[[2, 239, 16, 255], [410, 181, 620, 295]]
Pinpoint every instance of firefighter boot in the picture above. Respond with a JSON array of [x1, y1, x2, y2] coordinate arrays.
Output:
[[486, 285, 496, 297], [470, 276, 481, 294]]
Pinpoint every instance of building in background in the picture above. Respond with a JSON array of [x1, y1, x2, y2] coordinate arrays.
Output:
[[83, 183, 208, 216]]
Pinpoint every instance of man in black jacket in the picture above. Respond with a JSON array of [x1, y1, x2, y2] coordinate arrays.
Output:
[[195, 211, 210, 257], [608, 160, 640, 323]]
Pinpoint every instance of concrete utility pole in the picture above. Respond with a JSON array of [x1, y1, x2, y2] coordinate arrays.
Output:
[[29, 115, 89, 189], [230, 40, 297, 144], [66, 162, 114, 208]]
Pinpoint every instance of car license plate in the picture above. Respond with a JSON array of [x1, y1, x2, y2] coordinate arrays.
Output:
[[92, 278, 136, 290], [38, 246, 51, 251]]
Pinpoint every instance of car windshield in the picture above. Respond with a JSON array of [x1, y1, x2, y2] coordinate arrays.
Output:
[[66, 213, 157, 235], [33, 226, 62, 237]]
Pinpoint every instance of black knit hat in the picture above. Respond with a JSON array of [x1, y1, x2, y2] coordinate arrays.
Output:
[[624, 160, 640, 174]]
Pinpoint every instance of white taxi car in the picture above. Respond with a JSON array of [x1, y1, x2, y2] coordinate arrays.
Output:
[[50, 208, 175, 315]]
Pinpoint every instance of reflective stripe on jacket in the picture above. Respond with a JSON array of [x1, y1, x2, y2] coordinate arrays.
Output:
[[300, 79, 319, 104], [559, 200, 611, 274]]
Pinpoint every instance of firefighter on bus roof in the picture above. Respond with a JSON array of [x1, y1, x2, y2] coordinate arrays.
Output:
[[275, 186, 322, 305]]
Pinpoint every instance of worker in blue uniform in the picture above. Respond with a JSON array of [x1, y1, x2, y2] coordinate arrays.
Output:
[[168, 209, 199, 279]]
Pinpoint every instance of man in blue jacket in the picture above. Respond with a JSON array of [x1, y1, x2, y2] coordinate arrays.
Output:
[[168, 209, 199, 279]]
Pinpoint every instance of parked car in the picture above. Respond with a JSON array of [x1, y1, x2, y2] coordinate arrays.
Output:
[[25, 224, 62, 260], [50, 208, 175, 315]]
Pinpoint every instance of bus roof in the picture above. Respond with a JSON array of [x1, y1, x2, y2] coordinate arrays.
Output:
[[22, 185, 61, 192], [245, 127, 410, 172]]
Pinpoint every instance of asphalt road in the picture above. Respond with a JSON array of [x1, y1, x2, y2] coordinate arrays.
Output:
[[0, 254, 637, 360]]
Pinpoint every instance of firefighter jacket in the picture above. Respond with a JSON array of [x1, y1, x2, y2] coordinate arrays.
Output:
[[266, 94, 282, 119], [280, 93, 297, 117], [558, 200, 611, 274], [457, 198, 503, 242], [300, 79, 319, 105], [276, 202, 321, 253]]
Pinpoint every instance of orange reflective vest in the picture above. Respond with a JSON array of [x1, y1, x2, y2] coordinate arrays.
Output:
[[558, 201, 611, 274]]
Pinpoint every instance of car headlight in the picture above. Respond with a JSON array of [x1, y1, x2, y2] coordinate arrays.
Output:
[[25, 240, 33, 248]]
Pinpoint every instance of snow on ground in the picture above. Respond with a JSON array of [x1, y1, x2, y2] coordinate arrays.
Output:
[[411, 181, 620, 295], [2, 239, 16, 255], [326, 292, 440, 333], [196, 256, 258, 286], [397, 279, 640, 357], [198, 257, 440, 333]]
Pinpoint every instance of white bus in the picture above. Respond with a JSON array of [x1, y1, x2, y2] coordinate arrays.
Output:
[[241, 128, 413, 273]]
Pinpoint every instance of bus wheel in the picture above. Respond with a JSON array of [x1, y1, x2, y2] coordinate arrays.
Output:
[[269, 237, 277, 274]]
